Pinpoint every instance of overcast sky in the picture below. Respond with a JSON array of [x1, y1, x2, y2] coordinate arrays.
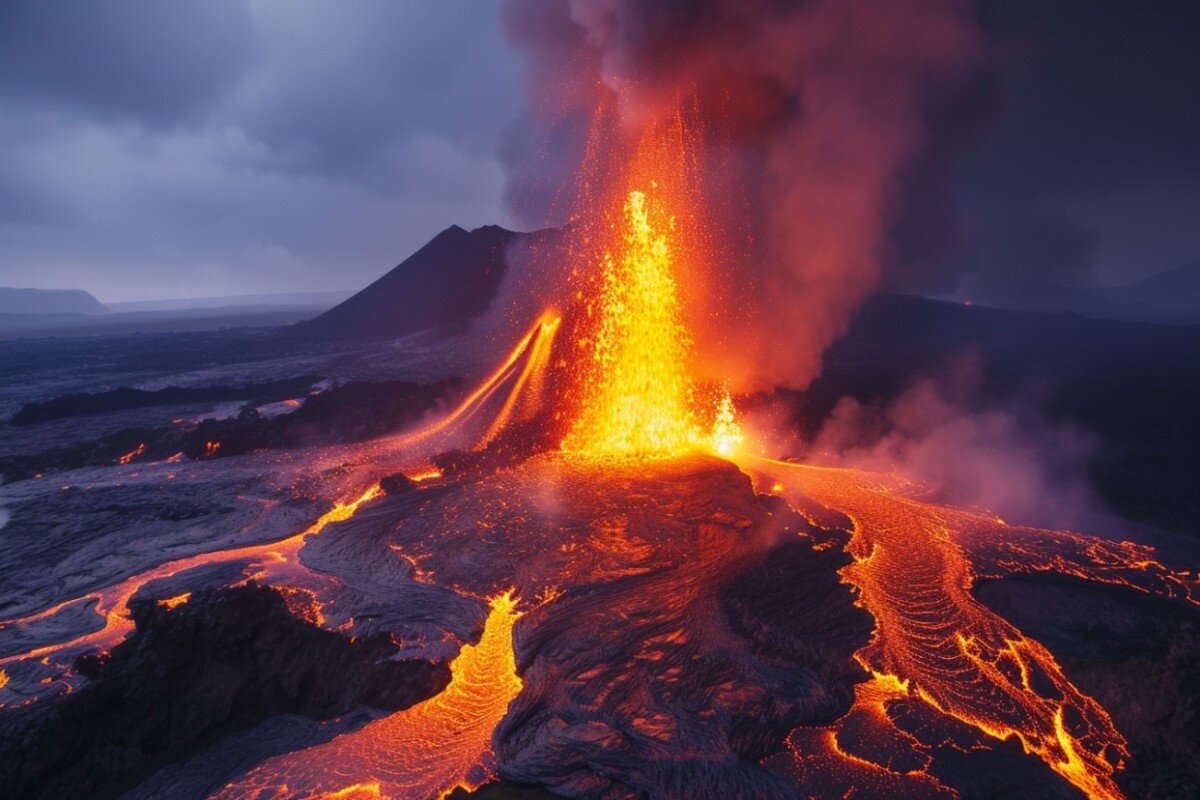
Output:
[[0, 0, 1197, 301]]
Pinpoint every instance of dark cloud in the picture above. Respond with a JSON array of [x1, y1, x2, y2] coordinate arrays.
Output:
[[0, 1, 520, 301], [953, 0, 1200, 285], [0, 0, 1195, 304], [0, 0, 257, 125]]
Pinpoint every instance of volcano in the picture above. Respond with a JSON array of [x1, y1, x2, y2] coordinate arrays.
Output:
[[3, 80, 1200, 800], [295, 225, 527, 342]]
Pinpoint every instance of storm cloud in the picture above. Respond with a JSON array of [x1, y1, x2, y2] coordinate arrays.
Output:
[[0, 0, 521, 301], [0, 0, 1196, 305]]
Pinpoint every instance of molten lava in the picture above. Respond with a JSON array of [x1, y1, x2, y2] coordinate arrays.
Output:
[[747, 457, 1199, 800], [564, 188, 699, 457], [561, 115, 743, 459], [215, 592, 523, 800], [6, 97, 1200, 800]]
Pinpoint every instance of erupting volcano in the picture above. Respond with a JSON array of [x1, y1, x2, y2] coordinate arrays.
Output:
[[3, 4, 1199, 800], [4, 106, 1198, 800]]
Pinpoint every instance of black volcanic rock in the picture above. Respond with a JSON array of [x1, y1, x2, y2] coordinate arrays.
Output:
[[780, 292, 1200, 535], [309, 453, 871, 799], [380, 471, 418, 495], [9, 375, 318, 426], [974, 575, 1200, 800], [0, 378, 457, 481], [296, 224, 520, 341], [0, 583, 450, 800]]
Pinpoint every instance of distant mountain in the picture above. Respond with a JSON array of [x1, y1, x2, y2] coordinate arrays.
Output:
[[1123, 260, 1200, 310], [0, 288, 108, 315], [108, 291, 351, 313], [945, 259, 1200, 325], [296, 224, 522, 341]]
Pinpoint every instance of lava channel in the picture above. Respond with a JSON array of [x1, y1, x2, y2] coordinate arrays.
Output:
[[747, 456, 1200, 800], [212, 591, 523, 800]]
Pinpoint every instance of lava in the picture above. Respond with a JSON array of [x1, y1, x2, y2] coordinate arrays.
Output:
[[6, 92, 1198, 800], [0, 313, 559, 696], [561, 116, 743, 460], [0, 483, 383, 673], [746, 456, 1200, 800], [564, 187, 699, 457], [115, 443, 145, 465], [213, 591, 523, 800]]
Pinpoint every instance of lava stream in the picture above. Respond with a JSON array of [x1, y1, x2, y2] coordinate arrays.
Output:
[[212, 591, 523, 800], [0, 314, 560, 691], [745, 457, 1198, 800], [0, 484, 383, 672]]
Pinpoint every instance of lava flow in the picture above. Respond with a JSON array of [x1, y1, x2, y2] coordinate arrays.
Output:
[[215, 591, 523, 800], [0, 483, 383, 675], [745, 457, 1199, 800], [561, 113, 742, 461], [0, 313, 559, 699], [6, 94, 1200, 800]]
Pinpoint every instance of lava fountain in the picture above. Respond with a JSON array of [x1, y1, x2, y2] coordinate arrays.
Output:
[[561, 114, 742, 460]]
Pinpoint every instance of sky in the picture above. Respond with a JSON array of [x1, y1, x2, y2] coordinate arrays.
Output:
[[0, 0, 1197, 302]]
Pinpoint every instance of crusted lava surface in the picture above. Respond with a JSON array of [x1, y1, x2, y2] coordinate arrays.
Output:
[[0, 583, 449, 800], [0, 378, 457, 482], [975, 575, 1200, 799], [300, 453, 872, 798]]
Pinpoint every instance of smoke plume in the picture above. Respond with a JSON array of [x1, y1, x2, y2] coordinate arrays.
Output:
[[500, 0, 983, 390]]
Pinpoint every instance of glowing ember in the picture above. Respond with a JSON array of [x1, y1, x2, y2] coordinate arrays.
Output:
[[709, 386, 744, 456], [156, 592, 191, 610], [116, 443, 145, 465], [562, 182, 743, 459]]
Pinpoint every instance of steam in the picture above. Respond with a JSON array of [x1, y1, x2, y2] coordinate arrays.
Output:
[[805, 355, 1100, 528], [499, 0, 982, 390]]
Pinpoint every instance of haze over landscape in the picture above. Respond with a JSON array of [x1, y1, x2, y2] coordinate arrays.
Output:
[[1, 4, 1199, 800]]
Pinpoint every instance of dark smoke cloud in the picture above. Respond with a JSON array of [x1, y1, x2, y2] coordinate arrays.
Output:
[[501, 0, 984, 390]]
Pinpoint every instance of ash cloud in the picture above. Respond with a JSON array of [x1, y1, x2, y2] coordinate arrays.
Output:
[[500, 0, 984, 390]]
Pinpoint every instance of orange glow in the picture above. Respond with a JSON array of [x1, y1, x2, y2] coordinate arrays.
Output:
[[157, 592, 191, 610], [204, 441, 221, 457], [562, 117, 742, 459], [407, 468, 444, 483], [0, 484, 383, 673], [709, 386, 744, 456], [214, 591, 523, 800], [564, 187, 700, 457], [398, 312, 560, 449], [116, 443, 145, 465], [481, 314, 560, 448], [742, 456, 1200, 800], [314, 784, 384, 800]]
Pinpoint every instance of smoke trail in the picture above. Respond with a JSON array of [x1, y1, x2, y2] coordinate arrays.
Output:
[[500, 0, 982, 390]]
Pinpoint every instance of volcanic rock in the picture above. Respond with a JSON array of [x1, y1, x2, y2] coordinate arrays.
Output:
[[0, 583, 450, 800], [306, 453, 873, 799], [975, 574, 1200, 799], [380, 471, 419, 495]]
